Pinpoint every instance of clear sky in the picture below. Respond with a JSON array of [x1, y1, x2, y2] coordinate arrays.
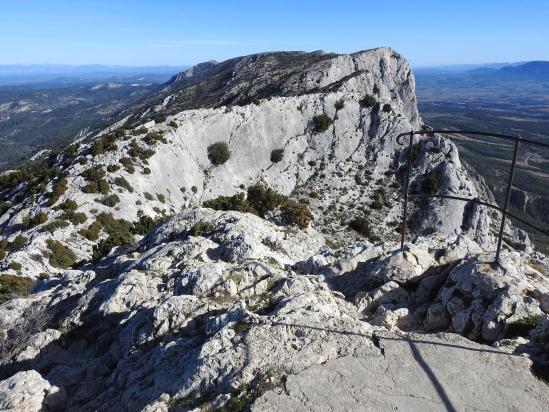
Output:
[[1, 0, 548, 67]]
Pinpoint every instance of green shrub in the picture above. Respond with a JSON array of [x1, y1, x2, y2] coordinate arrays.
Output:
[[129, 141, 155, 161], [43, 219, 70, 233], [46, 239, 77, 269], [203, 193, 252, 213], [359, 94, 377, 108], [506, 315, 541, 337], [29, 212, 48, 227], [131, 214, 161, 236], [156, 193, 165, 203], [135, 127, 148, 135], [270, 149, 284, 163], [80, 220, 102, 240], [144, 192, 154, 201], [62, 211, 87, 225], [143, 131, 167, 146], [57, 199, 77, 211], [349, 216, 379, 240], [207, 142, 231, 166], [100, 194, 120, 207], [191, 186, 198, 194], [280, 199, 312, 229], [0, 274, 33, 304], [312, 114, 333, 133], [114, 176, 134, 193], [66, 143, 79, 157], [89, 212, 135, 261], [8, 261, 22, 271], [334, 100, 345, 110], [154, 114, 167, 124], [143, 167, 151, 175], [91, 139, 105, 156], [92, 230, 134, 262], [373, 84, 380, 94], [47, 178, 68, 206], [189, 221, 215, 237], [10, 235, 28, 250], [422, 170, 443, 194], [204, 184, 312, 229], [119, 157, 135, 174], [382, 103, 392, 113], [168, 120, 178, 128], [0, 201, 11, 217], [82, 182, 99, 193], [107, 164, 120, 173]]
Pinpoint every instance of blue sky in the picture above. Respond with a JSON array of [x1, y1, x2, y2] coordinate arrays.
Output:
[[1, 0, 548, 67]]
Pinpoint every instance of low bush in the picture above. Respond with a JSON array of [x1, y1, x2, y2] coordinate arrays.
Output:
[[203, 193, 252, 213], [280, 199, 312, 229], [119, 157, 135, 174], [61, 211, 87, 225], [204, 183, 312, 229], [132, 213, 161, 236], [312, 114, 333, 133], [113, 176, 134, 193], [207, 142, 231, 166], [47, 177, 68, 206], [270, 149, 284, 163], [189, 221, 215, 237], [79, 220, 102, 240], [359, 94, 377, 108], [10, 235, 28, 251], [107, 164, 120, 173], [143, 131, 167, 146], [8, 261, 22, 271], [144, 192, 154, 201], [100, 194, 120, 207], [91, 139, 105, 156], [57, 199, 78, 211], [46, 239, 77, 269], [191, 186, 198, 194], [143, 167, 151, 175], [168, 120, 178, 128], [382, 103, 392, 113], [42, 219, 70, 233], [32, 212, 48, 226], [156, 193, 165, 203], [0, 274, 33, 304], [349, 216, 379, 240], [154, 114, 167, 124], [129, 141, 155, 161], [0, 201, 11, 217], [506, 315, 540, 337], [334, 100, 345, 110], [422, 170, 443, 194]]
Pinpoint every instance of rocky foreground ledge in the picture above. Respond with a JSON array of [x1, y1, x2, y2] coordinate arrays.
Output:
[[0, 209, 548, 411]]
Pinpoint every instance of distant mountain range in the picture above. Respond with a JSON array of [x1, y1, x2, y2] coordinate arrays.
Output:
[[415, 60, 549, 81], [467, 61, 549, 81], [0, 64, 188, 85]]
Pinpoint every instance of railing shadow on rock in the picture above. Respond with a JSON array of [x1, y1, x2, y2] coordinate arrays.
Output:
[[396, 129, 549, 263]]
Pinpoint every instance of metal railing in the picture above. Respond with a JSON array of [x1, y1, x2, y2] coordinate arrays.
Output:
[[396, 129, 549, 263]]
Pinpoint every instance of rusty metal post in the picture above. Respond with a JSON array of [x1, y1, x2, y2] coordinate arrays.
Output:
[[495, 138, 520, 263], [400, 131, 414, 252]]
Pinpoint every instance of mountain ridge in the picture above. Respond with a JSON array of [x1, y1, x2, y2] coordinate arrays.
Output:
[[0, 47, 548, 411]]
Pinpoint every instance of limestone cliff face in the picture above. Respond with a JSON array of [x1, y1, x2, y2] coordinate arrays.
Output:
[[0, 47, 502, 277]]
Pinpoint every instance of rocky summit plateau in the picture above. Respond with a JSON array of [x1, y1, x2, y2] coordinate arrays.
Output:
[[0, 48, 548, 411]]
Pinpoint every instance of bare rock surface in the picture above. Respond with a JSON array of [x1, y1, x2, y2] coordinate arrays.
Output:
[[252, 332, 549, 412]]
